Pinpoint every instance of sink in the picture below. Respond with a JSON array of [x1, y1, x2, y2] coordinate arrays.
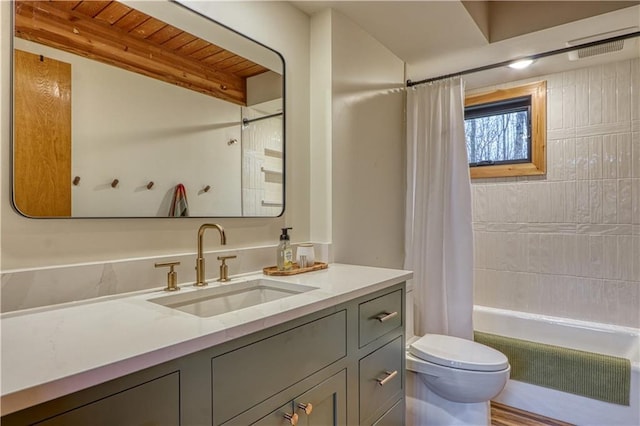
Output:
[[149, 278, 317, 318]]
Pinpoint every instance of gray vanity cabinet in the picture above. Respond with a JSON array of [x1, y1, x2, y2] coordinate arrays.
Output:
[[1, 283, 405, 426]]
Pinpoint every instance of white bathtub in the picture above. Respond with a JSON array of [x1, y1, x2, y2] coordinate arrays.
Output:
[[473, 306, 640, 426]]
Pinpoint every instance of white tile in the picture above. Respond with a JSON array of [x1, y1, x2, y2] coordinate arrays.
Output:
[[549, 182, 565, 223], [526, 233, 540, 273], [562, 85, 576, 130], [633, 235, 640, 282], [503, 184, 518, 223], [631, 58, 640, 122], [602, 235, 619, 280], [538, 183, 553, 223], [548, 87, 563, 130], [618, 179, 633, 224], [617, 133, 632, 178], [588, 235, 604, 279], [588, 136, 603, 180], [576, 122, 630, 137], [564, 180, 576, 223], [575, 137, 589, 180], [617, 235, 634, 281], [473, 185, 488, 223], [563, 138, 577, 180], [589, 65, 603, 126], [576, 224, 633, 235], [602, 77, 617, 124], [616, 62, 631, 124], [502, 232, 520, 272], [474, 231, 486, 269], [602, 179, 618, 224], [575, 67, 589, 86], [576, 180, 590, 223], [602, 62, 617, 79], [547, 139, 564, 181], [632, 178, 640, 225], [633, 132, 640, 178], [575, 83, 590, 128], [602, 134, 617, 179], [589, 180, 603, 224], [563, 69, 576, 87], [575, 233, 591, 278], [562, 234, 576, 276]]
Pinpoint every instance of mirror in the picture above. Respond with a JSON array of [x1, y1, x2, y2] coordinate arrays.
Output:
[[11, 0, 284, 218]]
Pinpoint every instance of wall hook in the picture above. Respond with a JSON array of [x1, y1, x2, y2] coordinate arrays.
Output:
[[147, 181, 154, 190], [111, 179, 119, 188], [72, 176, 81, 186], [228, 138, 238, 146], [203, 185, 211, 193]]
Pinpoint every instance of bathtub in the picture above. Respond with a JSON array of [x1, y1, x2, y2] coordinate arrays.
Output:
[[473, 306, 640, 426]]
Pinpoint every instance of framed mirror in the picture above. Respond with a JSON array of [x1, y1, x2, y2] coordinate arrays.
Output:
[[11, 0, 285, 218]]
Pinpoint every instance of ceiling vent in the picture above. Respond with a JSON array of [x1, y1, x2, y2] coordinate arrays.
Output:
[[567, 27, 638, 61]]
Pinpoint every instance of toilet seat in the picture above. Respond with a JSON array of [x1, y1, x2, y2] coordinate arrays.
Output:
[[409, 334, 508, 372]]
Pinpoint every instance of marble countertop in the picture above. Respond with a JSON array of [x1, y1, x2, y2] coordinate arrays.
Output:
[[0, 263, 411, 416]]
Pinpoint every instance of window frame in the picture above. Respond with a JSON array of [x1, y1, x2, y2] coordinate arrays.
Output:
[[464, 80, 547, 179]]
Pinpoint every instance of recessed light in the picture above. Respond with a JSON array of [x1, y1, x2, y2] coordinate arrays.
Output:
[[508, 59, 534, 69]]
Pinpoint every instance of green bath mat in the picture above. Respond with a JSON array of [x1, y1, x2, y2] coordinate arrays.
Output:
[[474, 331, 631, 406]]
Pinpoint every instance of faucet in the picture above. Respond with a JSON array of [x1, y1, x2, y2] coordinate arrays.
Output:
[[195, 223, 226, 287]]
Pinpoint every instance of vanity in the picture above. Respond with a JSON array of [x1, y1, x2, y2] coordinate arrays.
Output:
[[1, 264, 411, 425]]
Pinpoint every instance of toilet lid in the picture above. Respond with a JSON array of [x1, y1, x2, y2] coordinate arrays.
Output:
[[409, 334, 509, 372]]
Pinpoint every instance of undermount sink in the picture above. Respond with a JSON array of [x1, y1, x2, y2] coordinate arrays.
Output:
[[149, 278, 317, 318]]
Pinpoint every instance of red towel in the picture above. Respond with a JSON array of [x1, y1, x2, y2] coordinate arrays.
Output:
[[170, 183, 189, 217]]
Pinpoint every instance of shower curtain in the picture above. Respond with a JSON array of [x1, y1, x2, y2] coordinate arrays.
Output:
[[404, 78, 474, 340]]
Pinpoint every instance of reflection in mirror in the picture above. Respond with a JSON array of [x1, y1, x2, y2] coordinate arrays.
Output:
[[12, 0, 284, 218]]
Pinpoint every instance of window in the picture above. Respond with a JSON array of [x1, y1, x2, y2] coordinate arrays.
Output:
[[464, 81, 547, 179]]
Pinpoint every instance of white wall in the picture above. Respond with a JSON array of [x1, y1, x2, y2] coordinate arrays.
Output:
[[1, 1, 310, 269], [471, 59, 640, 327], [324, 10, 406, 268]]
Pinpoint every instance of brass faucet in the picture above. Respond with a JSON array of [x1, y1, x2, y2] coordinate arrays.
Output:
[[195, 223, 226, 287]]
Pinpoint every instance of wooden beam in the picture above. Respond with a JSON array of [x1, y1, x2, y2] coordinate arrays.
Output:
[[15, 1, 247, 105]]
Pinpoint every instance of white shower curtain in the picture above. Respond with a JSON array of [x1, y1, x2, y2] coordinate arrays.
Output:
[[404, 78, 474, 340]]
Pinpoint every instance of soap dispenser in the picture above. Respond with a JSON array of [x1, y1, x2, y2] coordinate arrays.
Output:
[[277, 227, 293, 271]]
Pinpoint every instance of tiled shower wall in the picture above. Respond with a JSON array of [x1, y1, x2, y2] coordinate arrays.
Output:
[[472, 58, 640, 328]]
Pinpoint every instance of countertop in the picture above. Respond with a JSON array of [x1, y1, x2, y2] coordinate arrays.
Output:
[[0, 263, 411, 416]]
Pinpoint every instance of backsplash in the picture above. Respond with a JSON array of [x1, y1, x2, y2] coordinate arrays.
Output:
[[471, 58, 640, 328], [1, 243, 331, 313]]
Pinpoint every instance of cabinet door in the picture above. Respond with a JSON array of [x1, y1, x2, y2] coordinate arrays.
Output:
[[294, 370, 346, 426], [251, 370, 346, 426]]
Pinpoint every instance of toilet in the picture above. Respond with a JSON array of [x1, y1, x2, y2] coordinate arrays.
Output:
[[406, 334, 510, 426]]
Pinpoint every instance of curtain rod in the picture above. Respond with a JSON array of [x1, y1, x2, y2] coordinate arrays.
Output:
[[242, 112, 283, 126], [406, 30, 640, 87]]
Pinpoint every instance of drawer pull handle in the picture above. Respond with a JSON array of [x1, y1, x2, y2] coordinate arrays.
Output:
[[297, 402, 313, 415], [283, 412, 299, 425], [375, 311, 398, 322], [376, 370, 398, 386]]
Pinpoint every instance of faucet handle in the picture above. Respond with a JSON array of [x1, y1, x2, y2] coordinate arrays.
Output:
[[217, 255, 236, 282], [155, 261, 180, 291]]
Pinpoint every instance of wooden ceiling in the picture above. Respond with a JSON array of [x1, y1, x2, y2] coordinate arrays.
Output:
[[14, 0, 271, 105]]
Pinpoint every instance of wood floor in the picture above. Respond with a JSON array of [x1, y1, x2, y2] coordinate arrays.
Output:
[[491, 402, 574, 426]]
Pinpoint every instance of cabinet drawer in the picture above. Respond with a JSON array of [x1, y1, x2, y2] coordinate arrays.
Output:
[[359, 336, 403, 424], [372, 399, 404, 426], [213, 310, 347, 424], [359, 289, 402, 347], [34, 372, 180, 426]]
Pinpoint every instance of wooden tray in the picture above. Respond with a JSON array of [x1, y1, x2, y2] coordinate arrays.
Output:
[[263, 262, 328, 276]]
